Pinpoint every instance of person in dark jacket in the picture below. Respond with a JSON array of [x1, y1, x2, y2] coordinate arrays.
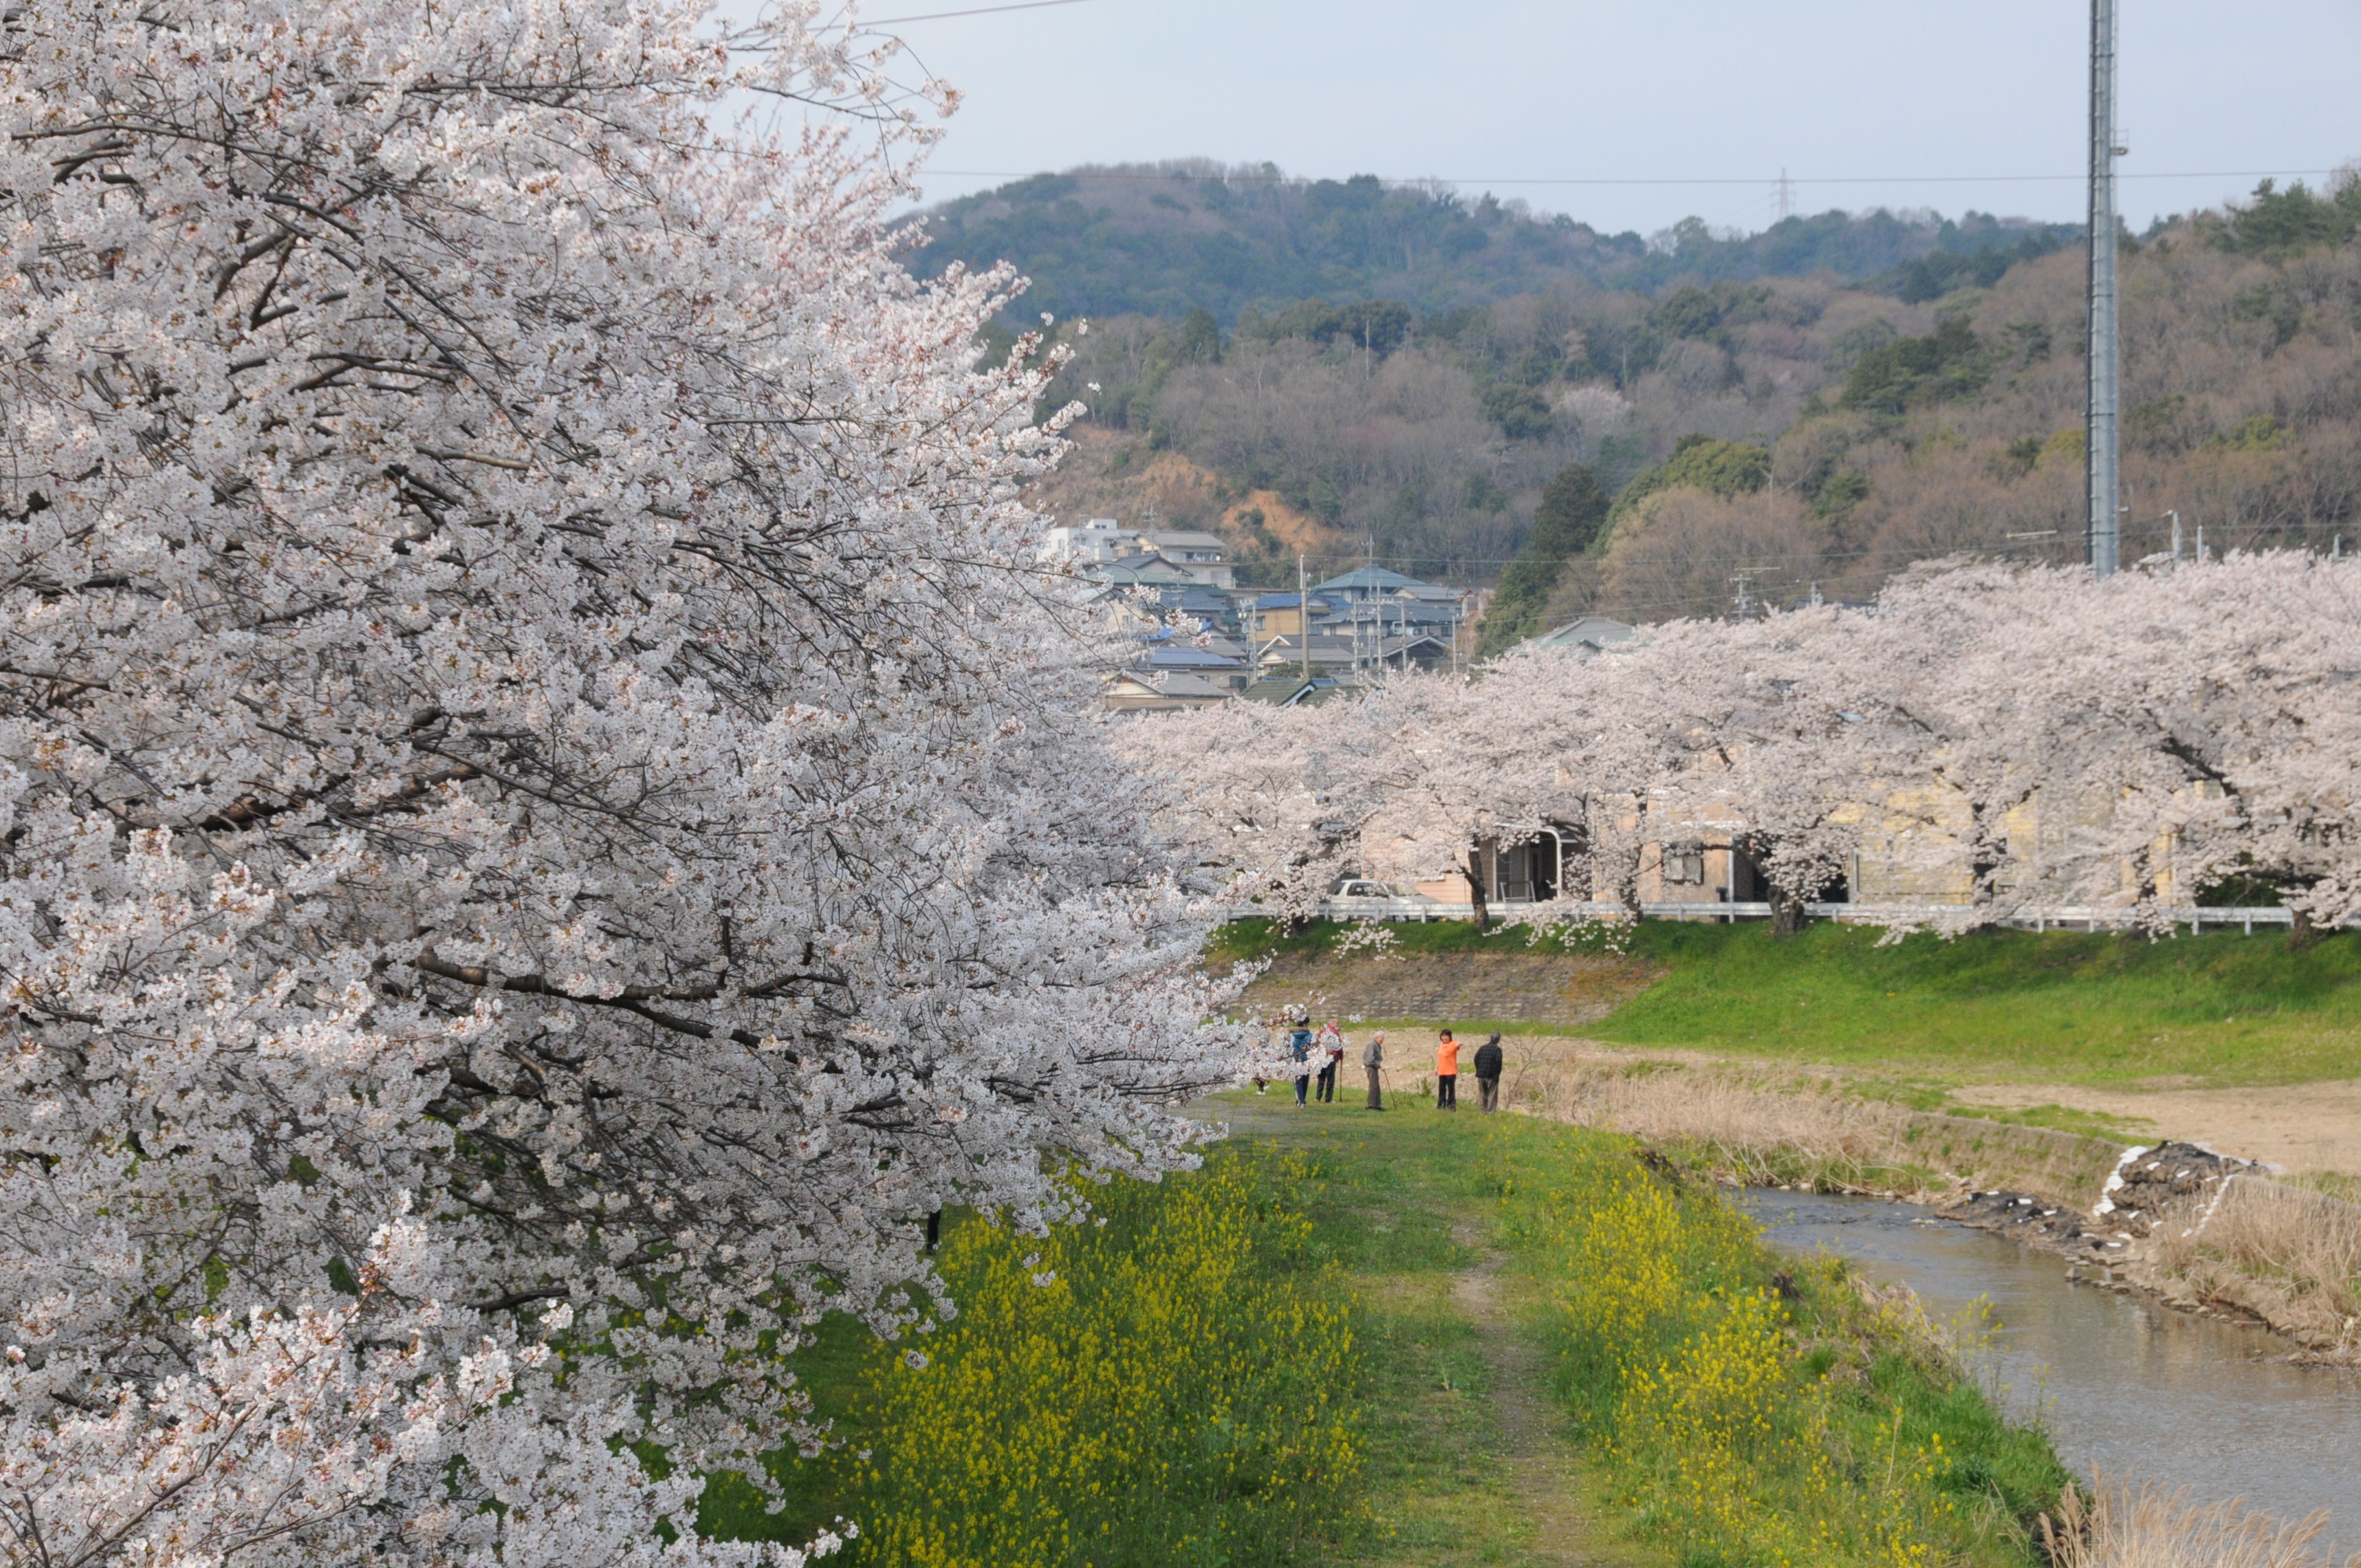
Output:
[[1473, 1031, 1504, 1113], [1288, 1011, 1313, 1107]]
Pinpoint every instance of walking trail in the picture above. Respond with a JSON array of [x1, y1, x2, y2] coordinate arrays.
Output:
[[1441, 1216, 1600, 1567], [1200, 1094, 1633, 1566]]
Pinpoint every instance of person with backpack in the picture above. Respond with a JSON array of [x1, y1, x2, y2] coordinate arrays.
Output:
[[1434, 1028, 1459, 1111], [1314, 1018, 1344, 1103], [1288, 1011, 1314, 1108], [1362, 1029, 1386, 1110], [1473, 1030, 1504, 1113]]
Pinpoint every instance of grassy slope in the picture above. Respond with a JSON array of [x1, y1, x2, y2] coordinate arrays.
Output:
[[1595, 923, 2361, 1086], [1218, 919, 2361, 1087]]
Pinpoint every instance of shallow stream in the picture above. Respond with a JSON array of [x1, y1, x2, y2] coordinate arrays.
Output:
[[1736, 1190, 2361, 1553]]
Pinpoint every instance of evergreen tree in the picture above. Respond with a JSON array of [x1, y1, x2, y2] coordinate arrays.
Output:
[[1478, 464, 1610, 656]]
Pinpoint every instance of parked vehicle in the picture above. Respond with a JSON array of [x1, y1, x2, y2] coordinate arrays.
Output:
[[1321, 879, 1440, 922]]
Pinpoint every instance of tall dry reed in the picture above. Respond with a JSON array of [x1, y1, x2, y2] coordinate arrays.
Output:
[[1513, 1057, 2119, 1199], [2041, 1479, 2358, 1568], [2139, 1177, 2361, 1359]]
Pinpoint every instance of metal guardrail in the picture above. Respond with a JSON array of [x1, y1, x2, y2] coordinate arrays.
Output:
[[1311, 899, 2317, 934]]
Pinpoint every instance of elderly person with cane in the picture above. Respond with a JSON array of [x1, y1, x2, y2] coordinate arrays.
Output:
[[1474, 1030, 1504, 1113]]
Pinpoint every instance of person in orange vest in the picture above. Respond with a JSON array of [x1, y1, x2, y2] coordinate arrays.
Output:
[[1434, 1028, 1459, 1111]]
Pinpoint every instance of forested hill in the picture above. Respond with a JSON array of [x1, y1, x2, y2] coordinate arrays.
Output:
[[1012, 173, 2361, 621], [899, 160, 2077, 324]]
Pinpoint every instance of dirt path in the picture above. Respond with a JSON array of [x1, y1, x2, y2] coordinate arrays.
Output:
[[1446, 1218, 1599, 1567], [1944, 1076, 2361, 1175]]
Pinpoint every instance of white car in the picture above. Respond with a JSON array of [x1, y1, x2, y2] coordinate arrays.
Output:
[[1323, 879, 1439, 921]]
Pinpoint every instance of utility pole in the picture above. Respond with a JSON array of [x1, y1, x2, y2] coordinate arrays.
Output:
[[1775, 168, 1794, 222], [2085, 0, 2122, 578], [1730, 570, 1759, 620], [1296, 553, 1310, 683], [2168, 509, 2182, 570]]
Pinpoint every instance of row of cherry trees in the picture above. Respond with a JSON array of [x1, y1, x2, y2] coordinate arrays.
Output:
[[0, 3, 1246, 1565], [1134, 554, 2361, 940]]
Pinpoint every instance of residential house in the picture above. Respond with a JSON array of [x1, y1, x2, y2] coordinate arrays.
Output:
[[1100, 670, 1234, 713], [1523, 615, 1638, 654], [1041, 518, 1237, 589], [1091, 553, 1200, 590], [1142, 644, 1252, 692], [1308, 567, 1475, 665], [1252, 634, 1361, 680], [1040, 516, 1138, 566], [1138, 530, 1236, 589], [1240, 592, 1343, 641], [1240, 673, 1348, 706]]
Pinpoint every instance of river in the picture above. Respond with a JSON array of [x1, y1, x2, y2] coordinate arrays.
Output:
[[1737, 1190, 2361, 1554]]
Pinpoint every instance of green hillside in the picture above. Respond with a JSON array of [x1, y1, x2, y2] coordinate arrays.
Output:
[[901, 160, 2074, 327]]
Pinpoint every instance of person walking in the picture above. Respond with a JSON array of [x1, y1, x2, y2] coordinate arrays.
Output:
[[1362, 1029, 1386, 1109], [1474, 1030, 1504, 1113], [1434, 1028, 1459, 1111], [1289, 1012, 1313, 1108], [1314, 1018, 1343, 1103]]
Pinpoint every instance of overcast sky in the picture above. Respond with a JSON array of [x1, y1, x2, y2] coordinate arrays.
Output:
[[840, 0, 2360, 236]]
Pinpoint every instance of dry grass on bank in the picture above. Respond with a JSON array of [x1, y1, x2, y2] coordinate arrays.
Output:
[[1510, 1056, 2122, 1199], [2144, 1177, 2361, 1360], [2042, 1480, 2360, 1568]]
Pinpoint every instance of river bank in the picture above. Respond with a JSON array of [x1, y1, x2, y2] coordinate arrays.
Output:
[[1491, 1049, 2361, 1364], [1741, 1189, 2361, 1564]]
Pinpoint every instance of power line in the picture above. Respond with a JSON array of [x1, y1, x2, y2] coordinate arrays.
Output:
[[858, 0, 1092, 23], [927, 166, 2343, 189]]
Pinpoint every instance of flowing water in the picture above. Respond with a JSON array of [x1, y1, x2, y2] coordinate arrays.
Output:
[[1737, 1190, 2361, 1554]]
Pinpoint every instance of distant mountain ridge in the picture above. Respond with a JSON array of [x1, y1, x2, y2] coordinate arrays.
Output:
[[897, 159, 2078, 324]]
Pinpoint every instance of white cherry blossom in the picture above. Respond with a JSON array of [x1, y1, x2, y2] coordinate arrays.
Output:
[[0, 2, 1244, 1562]]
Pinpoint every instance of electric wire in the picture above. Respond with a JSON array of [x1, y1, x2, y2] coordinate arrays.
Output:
[[858, 0, 1093, 23], [924, 167, 2346, 189]]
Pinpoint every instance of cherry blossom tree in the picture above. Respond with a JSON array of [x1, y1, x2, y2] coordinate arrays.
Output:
[[0, 2, 1244, 1563], [1621, 614, 1871, 933], [1115, 689, 1388, 924], [1137, 554, 2361, 947], [1998, 554, 2361, 940]]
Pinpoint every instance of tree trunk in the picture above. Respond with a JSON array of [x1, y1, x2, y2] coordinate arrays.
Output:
[[2288, 904, 2323, 951], [1468, 867, 1490, 929], [1771, 891, 1808, 937]]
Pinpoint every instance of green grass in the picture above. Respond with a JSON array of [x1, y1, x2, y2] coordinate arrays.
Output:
[[1593, 922, 2361, 1086], [1238, 1099, 2064, 1567], [694, 1100, 2064, 1567], [1216, 918, 2361, 1087]]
